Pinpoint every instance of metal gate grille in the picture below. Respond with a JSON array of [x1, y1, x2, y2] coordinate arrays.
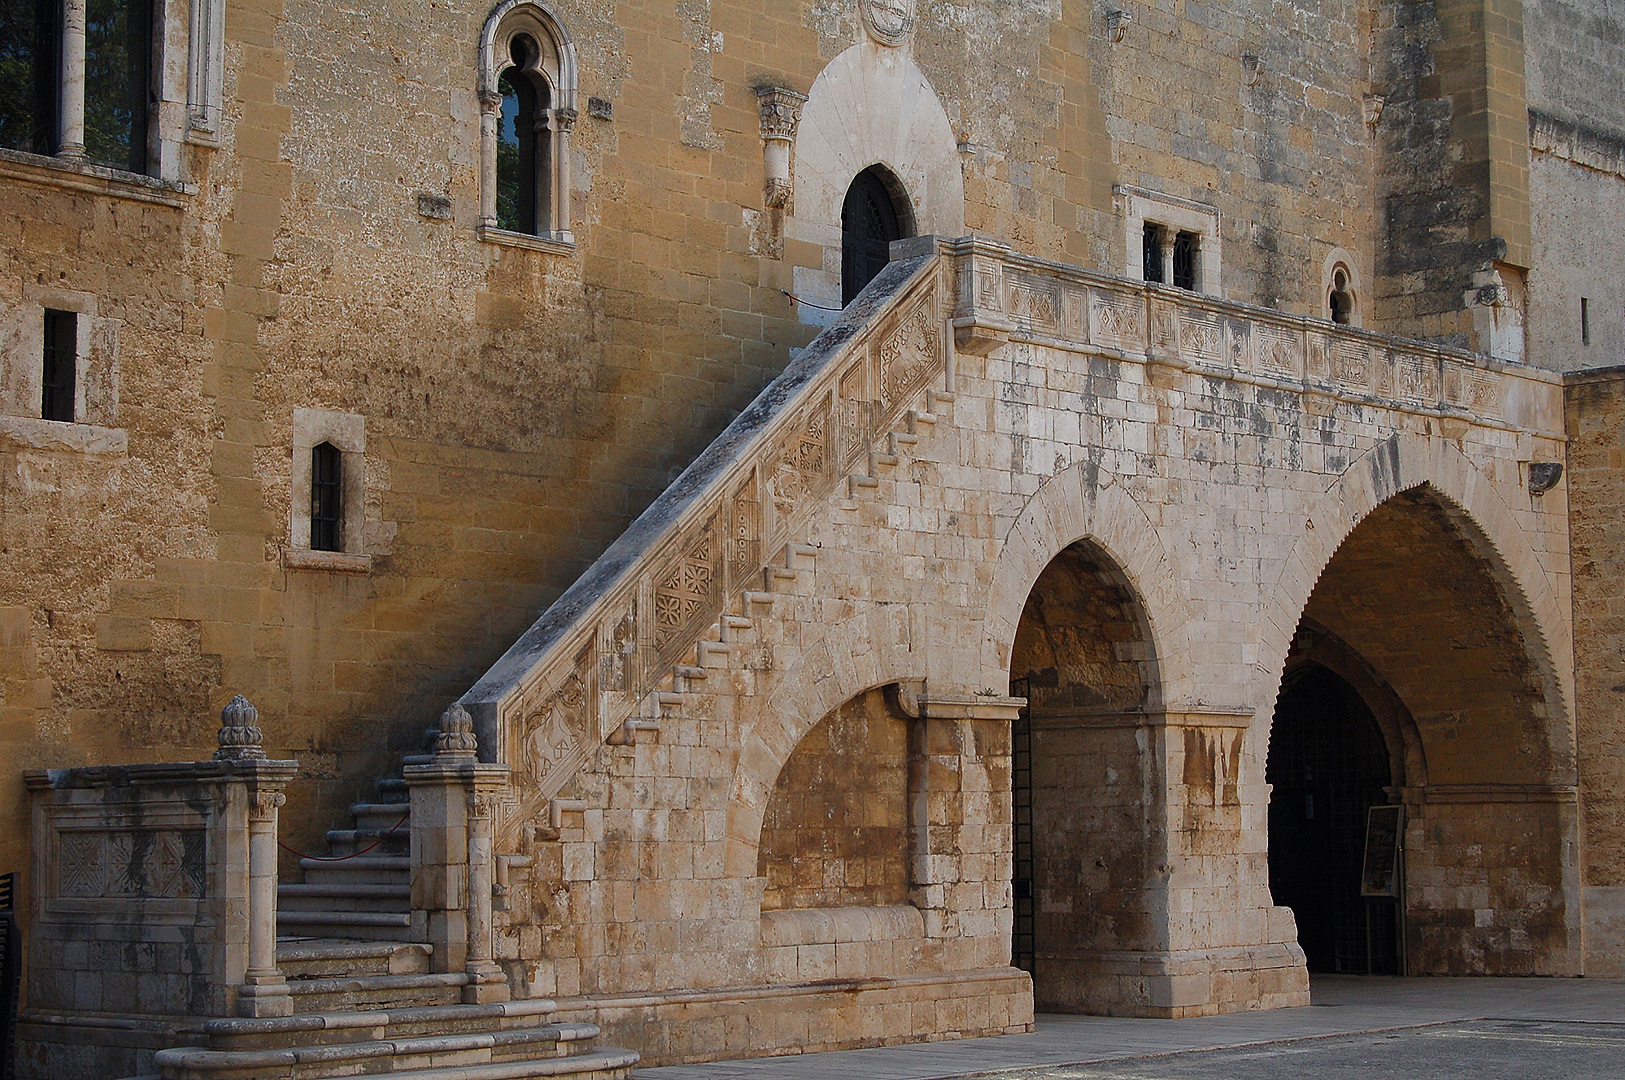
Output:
[[1009, 677, 1035, 973]]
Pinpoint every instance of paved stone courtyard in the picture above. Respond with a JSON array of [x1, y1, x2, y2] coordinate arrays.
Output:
[[634, 977, 1625, 1079]]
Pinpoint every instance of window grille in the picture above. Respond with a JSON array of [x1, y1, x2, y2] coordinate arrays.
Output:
[[1142, 223, 1164, 284], [310, 442, 342, 552], [42, 309, 76, 423], [1172, 231, 1198, 291]]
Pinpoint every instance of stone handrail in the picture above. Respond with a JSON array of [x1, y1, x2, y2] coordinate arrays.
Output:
[[952, 237, 1563, 437], [459, 239, 952, 844]]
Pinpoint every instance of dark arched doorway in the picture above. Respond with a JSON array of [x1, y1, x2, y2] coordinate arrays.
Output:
[[1007, 539, 1160, 1013], [841, 165, 911, 304], [1266, 663, 1400, 974]]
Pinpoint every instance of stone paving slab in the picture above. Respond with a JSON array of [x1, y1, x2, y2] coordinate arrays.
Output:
[[632, 977, 1625, 1079]]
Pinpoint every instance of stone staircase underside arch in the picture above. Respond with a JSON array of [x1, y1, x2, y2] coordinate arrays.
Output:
[[448, 236, 1578, 1059]]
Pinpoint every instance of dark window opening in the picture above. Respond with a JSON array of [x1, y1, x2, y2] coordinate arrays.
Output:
[[841, 165, 909, 305], [1581, 297, 1591, 345], [84, 0, 151, 172], [310, 442, 342, 552], [1141, 222, 1164, 284], [1172, 231, 1198, 291], [496, 35, 552, 235], [1330, 268, 1353, 325], [0, 0, 62, 155], [41, 308, 76, 423]]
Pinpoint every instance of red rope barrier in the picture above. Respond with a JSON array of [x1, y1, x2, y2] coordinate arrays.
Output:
[[278, 811, 410, 862]]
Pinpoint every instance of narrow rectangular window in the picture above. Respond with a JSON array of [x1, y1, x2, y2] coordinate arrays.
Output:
[[84, 0, 154, 173], [310, 442, 342, 552], [41, 308, 76, 423], [1581, 297, 1591, 345], [0, 0, 62, 154], [1142, 223, 1164, 284], [1172, 231, 1199, 291]]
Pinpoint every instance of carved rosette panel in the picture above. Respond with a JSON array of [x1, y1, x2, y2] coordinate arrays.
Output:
[[1226, 317, 1253, 372], [58, 829, 207, 900], [1254, 325, 1301, 379], [1443, 363, 1503, 418], [1333, 341, 1371, 393], [653, 518, 722, 659], [1178, 310, 1224, 364], [1393, 352, 1438, 404], [1006, 272, 1060, 336], [879, 293, 940, 413], [1092, 293, 1143, 350]]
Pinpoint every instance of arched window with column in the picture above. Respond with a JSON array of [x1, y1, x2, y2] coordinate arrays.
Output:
[[478, 0, 576, 246]]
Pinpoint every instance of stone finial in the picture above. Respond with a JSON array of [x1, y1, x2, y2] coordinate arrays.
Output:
[[435, 702, 480, 759], [215, 695, 268, 761]]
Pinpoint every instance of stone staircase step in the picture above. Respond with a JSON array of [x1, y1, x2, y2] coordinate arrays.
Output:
[[324, 826, 411, 857], [298, 854, 411, 885], [351, 802, 413, 829], [285, 970, 470, 1012], [278, 909, 415, 942], [154, 1036, 636, 1080], [278, 882, 411, 913], [375, 777, 410, 800], [276, 939, 431, 980], [200, 997, 562, 1050]]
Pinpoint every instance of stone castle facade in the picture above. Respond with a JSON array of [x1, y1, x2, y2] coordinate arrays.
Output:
[[2, 0, 1624, 1076]]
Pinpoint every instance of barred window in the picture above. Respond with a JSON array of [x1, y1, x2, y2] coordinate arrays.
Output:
[[41, 308, 76, 422], [310, 442, 342, 552], [1142, 223, 1164, 284], [1172, 231, 1198, 291]]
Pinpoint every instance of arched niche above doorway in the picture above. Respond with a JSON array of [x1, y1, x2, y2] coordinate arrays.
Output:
[[789, 44, 964, 322], [841, 165, 915, 305]]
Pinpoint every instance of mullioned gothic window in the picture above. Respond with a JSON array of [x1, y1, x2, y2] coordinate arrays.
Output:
[[478, 1, 577, 247]]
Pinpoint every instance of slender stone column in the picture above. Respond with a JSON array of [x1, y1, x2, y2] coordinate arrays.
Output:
[[463, 787, 508, 1002], [238, 788, 292, 1016], [553, 106, 576, 243], [59, 0, 87, 158], [478, 89, 502, 228]]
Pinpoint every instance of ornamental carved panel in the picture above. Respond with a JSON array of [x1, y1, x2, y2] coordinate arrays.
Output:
[[1443, 363, 1503, 418], [1333, 341, 1371, 392], [58, 829, 206, 900], [878, 294, 940, 413], [1062, 286, 1089, 341], [1005, 272, 1059, 336], [1226, 317, 1253, 371], [653, 519, 722, 657], [1178, 310, 1224, 364], [1254, 325, 1300, 379], [1393, 352, 1438, 404], [520, 650, 591, 790], [728, 471, 760, 588], [1092, 293, 1142, 349], [839, 361, 873, 468], [765, 396, 831, 529]]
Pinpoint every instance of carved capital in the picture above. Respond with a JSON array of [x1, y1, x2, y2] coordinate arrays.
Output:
[[215, 695, 268, 761], [754, 85, 807, 142], [478, 88, 504, 113], [554, 106, 578, 133], [249, 789, 287, 821], [435, 702, 480, 759]]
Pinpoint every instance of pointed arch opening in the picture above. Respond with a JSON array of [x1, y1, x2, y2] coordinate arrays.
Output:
[[1268, 487, 1579, 976], [840, 165, 915, 305], [1008, 538, 1161, 1012]]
